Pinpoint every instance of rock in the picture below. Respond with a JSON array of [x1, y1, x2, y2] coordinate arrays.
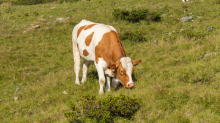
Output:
[[49, 16, 54, 18], [39, 18, 47, 22], [161, 14, 166, 17], [16, 88, 20, 92], [0, 99, 2, 102], [56, 18, 65, 21], [54, 18, 65, 23], [62, 91, 68, 94], [180, 16, 193, 22], [203, 52, 218, 58], [30, 25, 40, 29], [14, 97, 18, 102], [207, 26, 213, 31]]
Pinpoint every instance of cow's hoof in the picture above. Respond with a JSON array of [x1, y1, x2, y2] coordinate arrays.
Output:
[[99, 91, 104, 95], [81, 81, 85, 84], [75, 81, 80, 85], [106, 89, 111, 92]]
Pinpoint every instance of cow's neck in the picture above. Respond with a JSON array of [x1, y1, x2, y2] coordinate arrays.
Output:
[[111, 40, 126, 63]]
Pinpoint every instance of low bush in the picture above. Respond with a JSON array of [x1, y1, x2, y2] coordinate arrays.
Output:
[[112, 9, 161, 23], [181, 30, 206, 40], [64, 94, 142, 123], [12, 0, 80, 5], [119, 30, 147, 42], [216, 0, 220, 4]]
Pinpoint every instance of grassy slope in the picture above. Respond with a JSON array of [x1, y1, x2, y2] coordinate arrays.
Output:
[[1, 0, 220, 122]]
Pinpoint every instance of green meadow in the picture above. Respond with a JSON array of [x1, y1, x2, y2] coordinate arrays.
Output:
[[1, 0, 220, 122]]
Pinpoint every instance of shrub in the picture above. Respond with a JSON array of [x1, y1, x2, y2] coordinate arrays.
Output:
[[59, 0, 80, 4], [181, 29, 206, 40], [119, 30, 147, 42], [12, 0, 80, 5], [112, 9, 161, 23], [65, 94, 142, 123], [216, 0, 220, 4]]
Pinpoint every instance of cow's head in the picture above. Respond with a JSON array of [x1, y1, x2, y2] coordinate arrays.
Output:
[[107, 57, 141, 88]]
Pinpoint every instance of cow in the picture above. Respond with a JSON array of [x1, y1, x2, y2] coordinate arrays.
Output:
[[72, 20, 142, 94]]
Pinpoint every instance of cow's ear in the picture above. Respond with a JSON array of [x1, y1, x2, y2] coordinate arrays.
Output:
[[107, 63, 117, 70], [132, 59, 142, 66]]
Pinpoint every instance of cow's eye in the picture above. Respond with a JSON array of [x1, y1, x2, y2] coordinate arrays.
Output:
[[120, 70, 124, 75]]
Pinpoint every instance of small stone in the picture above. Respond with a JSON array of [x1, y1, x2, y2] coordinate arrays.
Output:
[[56, 18, 65, 21], [203, 52, 218, 58], [16, 88, 20, 92], [0, 99, 2, 102], [207, 26, 213, 31], [49, 16, 54, 18], [39, 18, 47, 22], [62, 91, 68, 94], [31, 25, 40, 29], [161, 14, 166, 17], [14, 97, 18, 102], [180, 16, 193, 22]]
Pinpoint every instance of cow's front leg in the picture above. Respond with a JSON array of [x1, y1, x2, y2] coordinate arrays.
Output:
[[81, 60, 90, 84], [95, 64, 105, 94], [105, 75, 111, 92]]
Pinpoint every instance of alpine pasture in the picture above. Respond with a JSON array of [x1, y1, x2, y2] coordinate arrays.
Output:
[[1, 0, 220, 122]]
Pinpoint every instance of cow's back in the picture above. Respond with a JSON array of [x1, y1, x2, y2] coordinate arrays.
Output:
[[73, 20, 117, 62]]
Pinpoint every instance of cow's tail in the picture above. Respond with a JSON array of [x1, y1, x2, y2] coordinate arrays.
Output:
[[72, 25, 81, 85]]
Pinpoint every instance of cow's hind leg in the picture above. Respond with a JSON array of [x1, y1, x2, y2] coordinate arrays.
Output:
[[81, 60, 90, 84], [73, 43, 81, 85]]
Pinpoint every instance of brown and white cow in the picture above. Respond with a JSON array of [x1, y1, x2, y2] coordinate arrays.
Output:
[[72, 20, 141, 94]]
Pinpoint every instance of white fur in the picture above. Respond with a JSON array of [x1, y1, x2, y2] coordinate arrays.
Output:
[[120, 57, 134, 86]]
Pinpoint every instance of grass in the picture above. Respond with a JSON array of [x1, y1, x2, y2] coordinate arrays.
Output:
[[1, 0, 220, 122]]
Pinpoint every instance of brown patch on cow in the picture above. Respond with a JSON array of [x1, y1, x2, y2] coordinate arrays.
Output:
[[95, 31, 126, 64], [85, 32, 94, 46], [83, 49, 89, 56], [77, 25, 87, 38], [116, 63, 130, 87], [132, 59, 142, 66], [77, 43, 79, 48], [84, 24, 96, 30]]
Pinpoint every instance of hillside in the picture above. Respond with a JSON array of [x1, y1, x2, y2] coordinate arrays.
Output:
[[1, 0, 220, 122]]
